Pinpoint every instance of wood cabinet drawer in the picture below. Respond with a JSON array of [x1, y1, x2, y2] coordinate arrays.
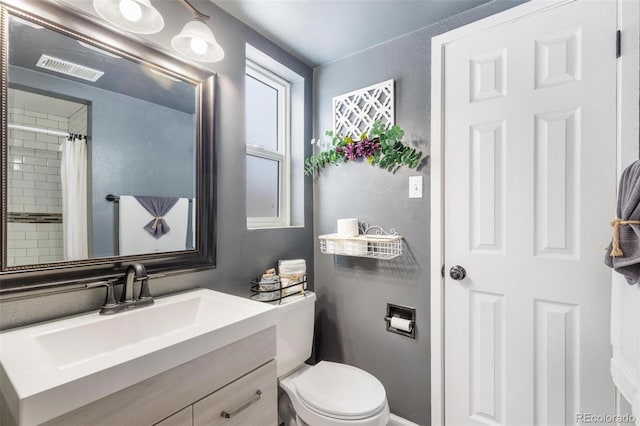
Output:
[[193, 360, 277, 426], [154, 406, 192, 426]]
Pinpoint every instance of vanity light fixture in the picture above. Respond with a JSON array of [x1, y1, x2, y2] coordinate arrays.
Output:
[[171, 0, 225, 63], [93, 0, 164, 35]]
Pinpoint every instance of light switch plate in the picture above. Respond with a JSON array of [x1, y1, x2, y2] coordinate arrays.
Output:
[[409, 176, 422, 198]]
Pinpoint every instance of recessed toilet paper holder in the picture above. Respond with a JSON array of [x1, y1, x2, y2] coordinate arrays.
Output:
[[384, 303, 416, 339]]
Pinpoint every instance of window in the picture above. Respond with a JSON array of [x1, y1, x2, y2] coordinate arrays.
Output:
[[245, 60, 291, 228]]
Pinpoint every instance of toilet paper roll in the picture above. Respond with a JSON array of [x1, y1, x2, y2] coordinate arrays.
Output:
[[337, 218, 359, 237], [390, 316, 413, 333]]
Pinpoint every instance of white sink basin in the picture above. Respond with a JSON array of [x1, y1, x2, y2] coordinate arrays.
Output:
[[0, 288, 277, 426]]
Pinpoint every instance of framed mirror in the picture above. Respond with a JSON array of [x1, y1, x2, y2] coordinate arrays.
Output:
[[0, 0, 216, 291]]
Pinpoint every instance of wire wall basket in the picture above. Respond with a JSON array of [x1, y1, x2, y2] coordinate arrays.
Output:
[[319, 222, 403, 260], [250, 275, 307, 304]]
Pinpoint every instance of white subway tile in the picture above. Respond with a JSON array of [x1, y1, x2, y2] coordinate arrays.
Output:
[[47, 114, 68, 123], [10, 196, 34, 205], [48, 247, 63, 256], [7, 248, 27, 257], [47, 206, 62, 214], [10, 147, 35, 157], [38, 240, 61, 248], [28, 247, 51, 256], [39, 255, 63, 263], [35, 149, 58, 159], [12, 130, 36, 141], [36, 133, 59, 144], [14, 257, 39, 266], [35, 181, 57, 190], [23, 140, 37, 149], [7, 232, 26, 240], [23, 156, 47, 166], [47, 158, 60, 167], [24, 189, 47, 197], [49, 231, 63, 239], [7, 223, 37, 232], [46, 174, 60, 183], [25, 205, 48, 213], [13, 164, 35, 173], [35, 166, 57, 175], [8, 240, 38, 249], [24, 110, 47, 119], [8, 188, 24, 197], [11, 180, 35, 189], [36, 223, 61, 231], [36, 197, 59, 206], [7, 205, 24, 212], [36, 118, 59, 129], [23, 172, 46, 182], [26, 231, 49, 240], [8, 138, 23, 147]]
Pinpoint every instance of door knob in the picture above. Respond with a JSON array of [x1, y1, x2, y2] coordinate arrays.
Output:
[[449, 265, 466, 281]]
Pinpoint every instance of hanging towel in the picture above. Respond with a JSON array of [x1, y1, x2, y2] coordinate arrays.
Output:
[[605, 160, 640, 285], [134, 196, 179, 239], [119, 196, 189, 256]]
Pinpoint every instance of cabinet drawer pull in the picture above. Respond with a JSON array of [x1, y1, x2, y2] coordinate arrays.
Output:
[[220, 389, 262, 419]]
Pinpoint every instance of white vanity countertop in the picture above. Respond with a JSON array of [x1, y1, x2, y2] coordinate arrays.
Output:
[[0, 288, 277, 426]]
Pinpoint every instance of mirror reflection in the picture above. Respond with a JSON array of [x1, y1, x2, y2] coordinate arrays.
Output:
[[5, 15, 197, 268]]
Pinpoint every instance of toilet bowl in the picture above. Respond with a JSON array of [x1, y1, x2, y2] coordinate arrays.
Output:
[[275, 292, 390, 426]]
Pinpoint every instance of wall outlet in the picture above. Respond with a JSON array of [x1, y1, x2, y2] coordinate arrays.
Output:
[[409, 176, 422, 198]]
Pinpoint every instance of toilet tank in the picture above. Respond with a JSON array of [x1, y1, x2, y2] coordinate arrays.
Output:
[[276, 291, 316, 378]]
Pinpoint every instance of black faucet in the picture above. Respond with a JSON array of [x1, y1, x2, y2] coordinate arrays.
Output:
[[89, 263, 154, 315], [121, 263, 148, 303]]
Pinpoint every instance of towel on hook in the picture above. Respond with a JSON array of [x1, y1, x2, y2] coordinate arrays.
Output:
[[134, 196, 179, 238], [605, 160, 640, 285]]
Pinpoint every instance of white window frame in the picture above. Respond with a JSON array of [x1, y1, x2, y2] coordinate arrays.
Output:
[[246, 60, 291, 229]]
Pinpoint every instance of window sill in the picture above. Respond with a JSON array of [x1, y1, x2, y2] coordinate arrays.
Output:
[[247, 224, 305, 231]]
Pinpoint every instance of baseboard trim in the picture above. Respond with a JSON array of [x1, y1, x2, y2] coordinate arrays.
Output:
[[389, 413, 420, 426]]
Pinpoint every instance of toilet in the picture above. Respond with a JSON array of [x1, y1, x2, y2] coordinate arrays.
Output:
[[276, 291, 390, 426]]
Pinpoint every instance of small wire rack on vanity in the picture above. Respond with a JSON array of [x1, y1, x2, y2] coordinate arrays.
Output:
[[250, 276, 308, 304], [319, 222, 403, 260]]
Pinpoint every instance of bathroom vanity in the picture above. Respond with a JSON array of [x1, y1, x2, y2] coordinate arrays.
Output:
[[0, 289, 278, 426]]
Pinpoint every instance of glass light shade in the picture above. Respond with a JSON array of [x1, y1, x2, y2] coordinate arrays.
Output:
[[171, 20, 225, 63], [93, 0, 164, 34]]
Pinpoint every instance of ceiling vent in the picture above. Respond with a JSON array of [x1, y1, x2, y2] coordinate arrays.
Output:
[[36, 54, 104, 82]]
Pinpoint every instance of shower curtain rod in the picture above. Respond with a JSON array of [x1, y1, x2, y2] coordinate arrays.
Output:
[[8, 123, 86, 139]]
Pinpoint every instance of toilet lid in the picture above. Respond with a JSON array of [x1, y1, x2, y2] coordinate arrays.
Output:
[[293, 361, 387, 420]]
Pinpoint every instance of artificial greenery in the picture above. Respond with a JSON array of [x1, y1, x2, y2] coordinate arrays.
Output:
[[304, 120, 422, 175]]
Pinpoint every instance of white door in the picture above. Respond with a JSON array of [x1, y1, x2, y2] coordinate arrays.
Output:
[[443, 1, 617, 425]]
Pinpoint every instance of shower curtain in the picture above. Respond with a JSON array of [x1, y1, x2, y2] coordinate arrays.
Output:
[[60, 136, 88, 260]]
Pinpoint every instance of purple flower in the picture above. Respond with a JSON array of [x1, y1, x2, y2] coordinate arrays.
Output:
[[343, 143, 357, 160], [355, 139, 380, 158]]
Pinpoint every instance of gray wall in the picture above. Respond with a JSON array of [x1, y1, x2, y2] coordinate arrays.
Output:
[[312, 1, 524, 424], [0, 1, 314, 328], [10, 66, 196, 257]]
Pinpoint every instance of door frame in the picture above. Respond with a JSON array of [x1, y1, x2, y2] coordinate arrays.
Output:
[[429, 1, 640, 425]]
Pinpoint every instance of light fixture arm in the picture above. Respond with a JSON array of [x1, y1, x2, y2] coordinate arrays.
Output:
[[179, 0, 210, 21]]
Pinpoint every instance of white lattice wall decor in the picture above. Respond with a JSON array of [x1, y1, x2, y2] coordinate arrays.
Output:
[[333, 79, 394, 138]]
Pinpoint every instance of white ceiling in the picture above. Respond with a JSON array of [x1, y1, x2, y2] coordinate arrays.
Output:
[[211, 0, 492, 67]]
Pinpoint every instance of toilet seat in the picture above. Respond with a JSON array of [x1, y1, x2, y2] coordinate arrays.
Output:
[[294, 361, 387, 420], [279, 362, 390, 426]]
